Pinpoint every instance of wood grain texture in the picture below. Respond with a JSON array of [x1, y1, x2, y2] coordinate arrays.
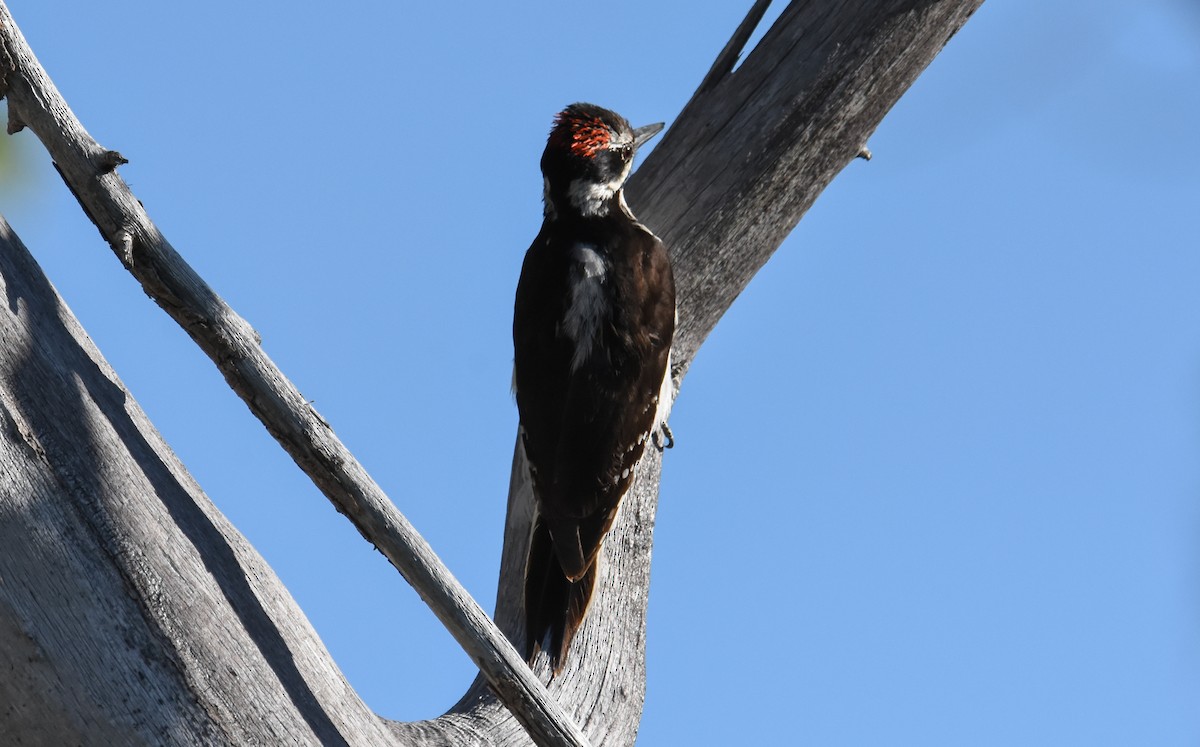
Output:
[[0, 217, 394, 744], [0, 3, 587, 746], [398, 1, 986, 744], [0, 0, 983, 744]]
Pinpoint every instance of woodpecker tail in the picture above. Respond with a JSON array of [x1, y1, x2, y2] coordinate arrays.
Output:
[[524, 516, 597, 673]]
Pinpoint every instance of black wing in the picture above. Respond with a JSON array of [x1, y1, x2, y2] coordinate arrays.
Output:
[[514, 220, 674, 669]]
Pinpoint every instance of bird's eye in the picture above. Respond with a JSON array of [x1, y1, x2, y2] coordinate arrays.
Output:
[[616, 145, 632, 161]]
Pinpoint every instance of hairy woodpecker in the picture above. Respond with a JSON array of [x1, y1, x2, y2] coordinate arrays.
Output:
[[514, 103, 675, 672]]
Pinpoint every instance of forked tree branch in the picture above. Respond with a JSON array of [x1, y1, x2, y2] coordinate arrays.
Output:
[[697, 0, 773, 94], [0, 4, 587, 747], [0, 0, 984, 745], [425, 1, 985, 743]]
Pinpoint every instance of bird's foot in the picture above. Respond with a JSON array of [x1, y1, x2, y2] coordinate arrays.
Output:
[[653, 422, 675, 451]]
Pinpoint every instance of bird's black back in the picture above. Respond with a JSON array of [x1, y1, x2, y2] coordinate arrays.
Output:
[[514, 204, 675, 669]]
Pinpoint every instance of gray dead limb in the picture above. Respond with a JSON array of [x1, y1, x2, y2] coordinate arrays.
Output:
[[0, 0, 983, 744]]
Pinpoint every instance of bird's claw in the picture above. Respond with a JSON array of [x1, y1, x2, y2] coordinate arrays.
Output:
[[653, 422, 675, 451]]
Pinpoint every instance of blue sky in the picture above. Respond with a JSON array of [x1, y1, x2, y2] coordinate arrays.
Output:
[[3, 1, 1198, 744]]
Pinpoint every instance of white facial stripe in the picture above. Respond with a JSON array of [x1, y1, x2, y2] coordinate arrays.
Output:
[[567, 177, 621, 217], [566, 145, 635, 217], [562, 243, 608, 371], [617, 156, 633, 185]]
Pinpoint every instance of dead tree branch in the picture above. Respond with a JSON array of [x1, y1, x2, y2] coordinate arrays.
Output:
[[0, 0, 983, 744], [426, 1, 986, 743], [0, 3, 585, 746]]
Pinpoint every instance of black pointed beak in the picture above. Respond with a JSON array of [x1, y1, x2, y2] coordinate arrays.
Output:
[[632, 122, 665, 151]]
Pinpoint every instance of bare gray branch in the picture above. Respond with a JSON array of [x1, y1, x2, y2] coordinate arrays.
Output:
[[0, 3, 586, 745], [0, 0, 983, 744]]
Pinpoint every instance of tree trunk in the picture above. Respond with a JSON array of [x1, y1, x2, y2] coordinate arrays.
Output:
[[0, 1, 983, 744]]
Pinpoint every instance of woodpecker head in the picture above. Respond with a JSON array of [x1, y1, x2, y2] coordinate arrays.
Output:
[[541, 102, 664, 219]]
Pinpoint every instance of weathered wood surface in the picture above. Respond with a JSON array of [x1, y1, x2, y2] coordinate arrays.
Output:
[[0, 0, 983, 744], [0, 216, 397, 745], [0, 2, 589, 745], [424, 2, 985, 744]]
